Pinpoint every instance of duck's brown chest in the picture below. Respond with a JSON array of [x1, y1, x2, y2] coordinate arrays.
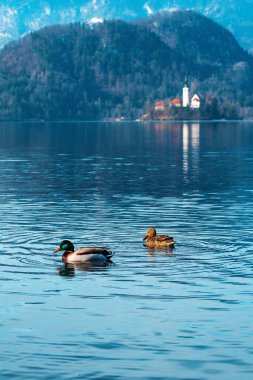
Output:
[[62, 251, 73, 263]]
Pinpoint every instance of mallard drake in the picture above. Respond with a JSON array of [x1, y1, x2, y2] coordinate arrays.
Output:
[[143, 228, 175, 248], [53, 240, 113, 263]]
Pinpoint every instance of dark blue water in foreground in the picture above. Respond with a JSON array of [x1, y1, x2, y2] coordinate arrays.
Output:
[[0, 121, 253, 379]]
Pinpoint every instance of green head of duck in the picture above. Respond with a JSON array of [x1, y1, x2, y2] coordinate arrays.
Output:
[[53, 240, 74, 253]]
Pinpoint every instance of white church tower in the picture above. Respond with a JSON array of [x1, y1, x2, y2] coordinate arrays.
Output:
[[182, 79, 189, 107]]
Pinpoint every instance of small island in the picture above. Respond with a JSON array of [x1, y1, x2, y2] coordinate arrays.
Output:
[[142, 80, 240, 121]]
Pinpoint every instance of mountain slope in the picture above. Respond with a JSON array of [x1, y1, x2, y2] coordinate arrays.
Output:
[[0, 11, 253, 120], [137, 11, 249, 66], [1, 0, 253, 51]]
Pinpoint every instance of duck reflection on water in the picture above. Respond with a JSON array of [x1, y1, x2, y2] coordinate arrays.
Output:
[[146, 247, 174, 257], [57, 260, 114, 277]]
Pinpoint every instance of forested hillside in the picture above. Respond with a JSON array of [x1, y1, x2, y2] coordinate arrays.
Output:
[[0, 11, 253, 121]]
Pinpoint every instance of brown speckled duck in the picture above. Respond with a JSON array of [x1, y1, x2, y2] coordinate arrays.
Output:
[[143, 228, 175, 248], [53, 240, 113, 263]]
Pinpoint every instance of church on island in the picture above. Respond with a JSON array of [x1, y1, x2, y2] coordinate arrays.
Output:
[[154, 80, 200, 111]]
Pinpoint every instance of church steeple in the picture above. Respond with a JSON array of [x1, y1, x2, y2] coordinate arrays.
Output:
[[182, 77, 189, 107]]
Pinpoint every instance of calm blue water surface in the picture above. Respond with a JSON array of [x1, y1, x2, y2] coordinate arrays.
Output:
[[0, 121, 253, 379]]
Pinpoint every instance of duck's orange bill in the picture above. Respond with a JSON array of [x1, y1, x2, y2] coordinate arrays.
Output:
[[143, 235, 148, 240], [53, 246, 61, 253]]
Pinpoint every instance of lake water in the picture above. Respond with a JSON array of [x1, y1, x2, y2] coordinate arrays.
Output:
[[0, 121, 253, 379]]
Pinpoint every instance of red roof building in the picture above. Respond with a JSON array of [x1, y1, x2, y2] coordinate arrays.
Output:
[[190, 94, 200, 109], [170, 98, 181, 107], [155, 101, 166, 110]]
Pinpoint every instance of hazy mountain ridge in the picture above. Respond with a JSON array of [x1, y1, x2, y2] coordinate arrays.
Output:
[[0, 11, 253, 121], [1, 0, 253, 51]]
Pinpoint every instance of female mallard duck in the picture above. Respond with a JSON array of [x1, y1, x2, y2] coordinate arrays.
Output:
[[143, 228, 175, 248], [53, 240, 113, 263]]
